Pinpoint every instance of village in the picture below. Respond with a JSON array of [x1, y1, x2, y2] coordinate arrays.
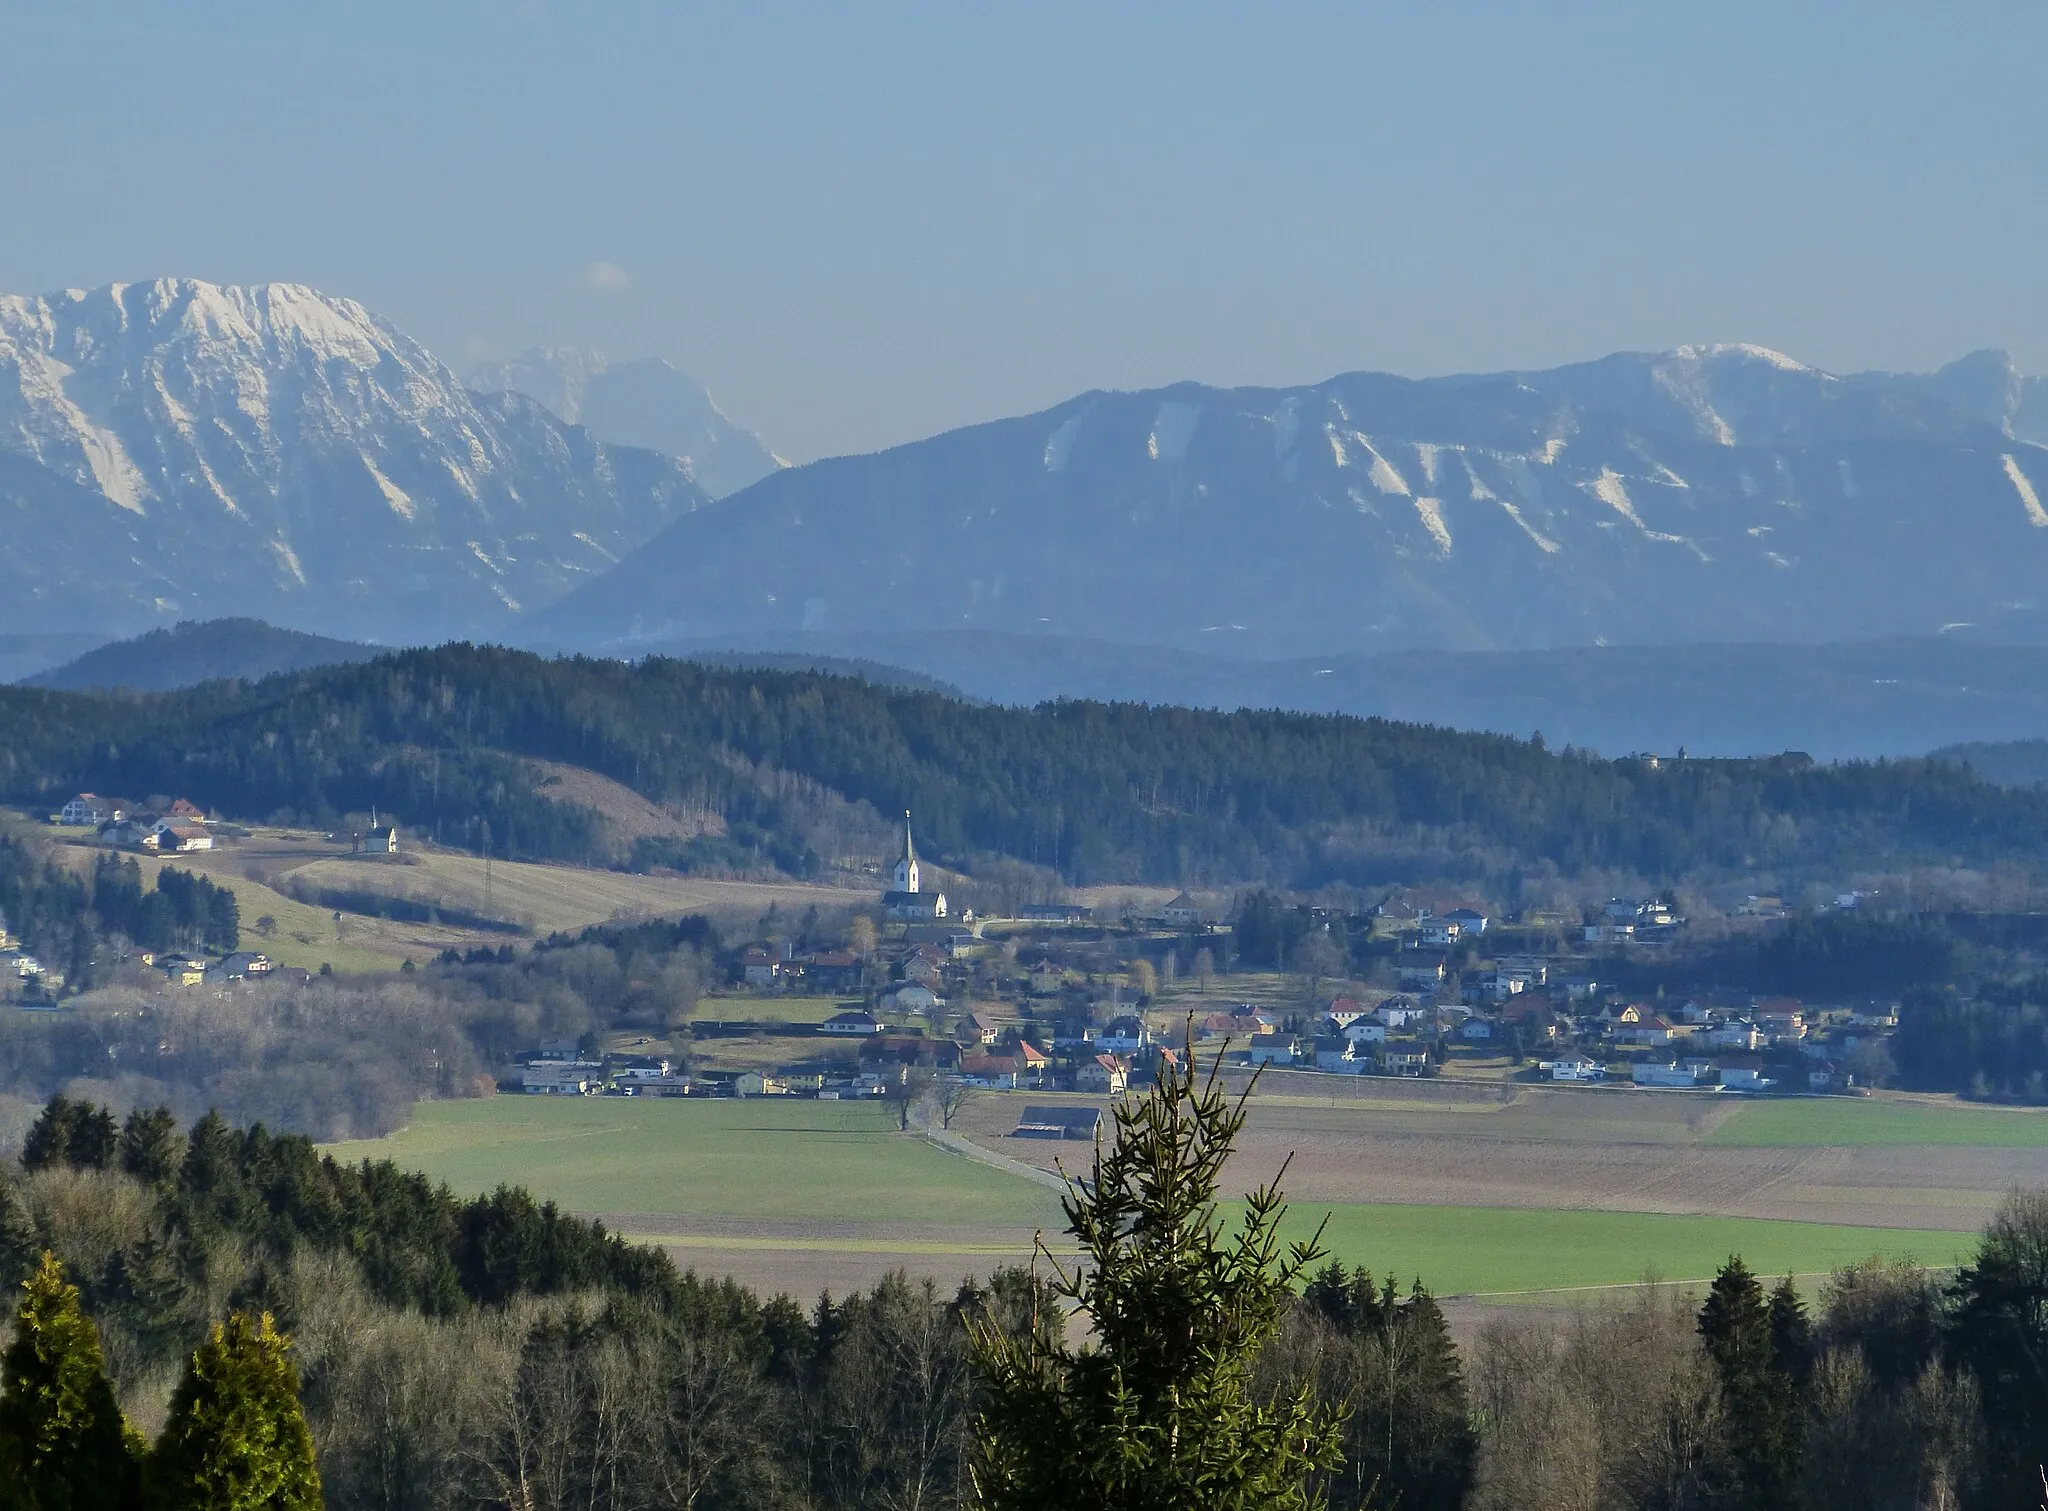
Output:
[[513, 818, 1903, 1106]]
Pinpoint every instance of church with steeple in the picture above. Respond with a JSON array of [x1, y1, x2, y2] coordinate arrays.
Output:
[[880, 811, 948, 921]]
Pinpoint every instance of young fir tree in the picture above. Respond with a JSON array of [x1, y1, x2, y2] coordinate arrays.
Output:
[[1698, 1257, 1804, 1511], [0, 1252, 144, 1511], [966, 1042, 1341, 1510], [146, 1312, 320, 1511]]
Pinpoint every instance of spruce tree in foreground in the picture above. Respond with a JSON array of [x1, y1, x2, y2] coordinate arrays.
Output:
[[0, 1251, 144, 1511], [967, 1045, 1340, 1510], [146, 1312, 320, 1511], [1698, 1257, 1805, 1511]]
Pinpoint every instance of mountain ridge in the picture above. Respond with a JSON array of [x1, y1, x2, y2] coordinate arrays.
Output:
[[534, 343, 2048, 658]]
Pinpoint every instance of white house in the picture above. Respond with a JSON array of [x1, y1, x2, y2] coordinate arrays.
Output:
[[1097, 1016, 1150, 1054], [1314, 1036, 1366, 1073], [1341, 1019, 1388, 1046], [1631, 1061, 1707, 1088], [1162, 891, 1202, 927], [888, 982, 941, 1015], [354, 824, 399, 855], [1445, 907, 1490, 935], [1075, 1054, 1129, 1095], [820, 1009, 883, 1035], [1717, 1057, 1767, 1090], [1417, 919, 1463, 949], [1247, 1033, 1297, 1066], [1546, 1057, 1604, 1082]]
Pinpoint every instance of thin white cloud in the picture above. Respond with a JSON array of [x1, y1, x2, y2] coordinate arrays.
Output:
[[585, 260, 631, 292]]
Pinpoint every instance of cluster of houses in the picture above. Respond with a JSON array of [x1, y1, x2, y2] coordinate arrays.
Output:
[[60, 793, 216, 854], [0, 914, 53, 1001]]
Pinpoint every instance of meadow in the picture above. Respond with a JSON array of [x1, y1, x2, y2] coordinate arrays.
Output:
[[329, 1094, 1984, 1301]]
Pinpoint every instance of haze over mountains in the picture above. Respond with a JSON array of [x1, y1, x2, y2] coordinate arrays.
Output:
[[0, 280, 708, 639], [539, 344, 2048, 657], [12, 276, 2048, 756], [467, 347, 783, 499]]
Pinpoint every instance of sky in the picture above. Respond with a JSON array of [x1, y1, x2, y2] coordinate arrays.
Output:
[[2, 1, 2043, 461]]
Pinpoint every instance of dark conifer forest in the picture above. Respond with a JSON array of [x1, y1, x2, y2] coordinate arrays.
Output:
[[4, 644, 2046, 889]]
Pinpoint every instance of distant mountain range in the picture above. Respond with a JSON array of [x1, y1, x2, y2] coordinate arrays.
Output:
[[467, 347, 783, 499], [536, 344, 2048, 657], [0, 280, 710, 639]]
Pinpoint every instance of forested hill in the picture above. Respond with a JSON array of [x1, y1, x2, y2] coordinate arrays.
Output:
[[2, 644, 2044, 889]]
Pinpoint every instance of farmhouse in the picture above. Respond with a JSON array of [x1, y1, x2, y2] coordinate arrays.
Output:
[[149, 820, 214, 853], [1162, 891, 1202, 927]]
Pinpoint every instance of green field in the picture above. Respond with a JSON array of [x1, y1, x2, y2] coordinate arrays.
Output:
[[1708, 1096, 2048, 1148], [330, 1097, 1978, 1296], [1288, 1203, 1972, 1297], [326, 1096, 1063, 1227]]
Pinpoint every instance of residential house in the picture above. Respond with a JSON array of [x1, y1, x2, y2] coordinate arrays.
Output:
[[354, 825, 399, 855], [1546, 1057, 1604, 1082], [1162, 891, 1202, 927], [903, 946, 946, 985], [1075, 1054, 1130, 1095], [612, 1056, 675, 1084], [1324, 997, 1370, 1031], [1379, 1048, 1430, 1076], [742, 948, 780, 988], [960, 1051, 1021, 1089], [1097, 1016, 1150, 1054], [1028, 962, 1066, 996], [218, 952, 272, 979], [887, 982, 941, 1016], [1398, 959, 1448, 993], [1012, 1040, 1051, 1077], [1247, 1032, 1297, 1066], [1446, 907, 1490, 935], [166, 798, 209, 823], [1341, 1019, 1388, 1046], [1632, 1061, 1707, 1088], [61, 794, 128, 826], [1459, 1017, 1496, 1042], [958, 1011, 1001, 1046], [1704, 1021, 1765, 1052], [1417, 919, 1463, 949], [1051, 1023, 1096, 1052], [148, 820, 214, 853], [1375, 999, 1428, 1029], [1717, 1056, 1768, 1091], [1756, 1001, 1808, 1041], [159, 955, 207, 987], [820, 1009, 883, 1035], [1314, 1036, 1366, 1073]]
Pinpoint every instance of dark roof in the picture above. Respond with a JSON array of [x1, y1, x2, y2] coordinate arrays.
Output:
[[1015, 1105, 1102, 1132]]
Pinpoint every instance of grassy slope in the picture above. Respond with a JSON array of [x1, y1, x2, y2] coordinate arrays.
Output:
[[1289, 1203, 1971, 1296], [325, 1097, 1064, 1228], [330, 1097, 1981, 1294], [1708, 1096, 2048, 1148]]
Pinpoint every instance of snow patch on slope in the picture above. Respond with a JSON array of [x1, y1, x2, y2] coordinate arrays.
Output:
[[2005, 454, 2048, 527]]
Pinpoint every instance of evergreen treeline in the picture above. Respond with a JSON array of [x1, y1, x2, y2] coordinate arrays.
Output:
[[10, 1089, 2048, 1510], [6, 644, 2048, 886]]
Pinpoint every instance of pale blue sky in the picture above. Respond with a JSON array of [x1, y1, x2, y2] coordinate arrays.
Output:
[[2, 1, 2042, 459]]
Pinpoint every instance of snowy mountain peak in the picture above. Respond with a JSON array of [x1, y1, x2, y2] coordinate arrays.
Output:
[[468, 346, 782, 498], [0, 279, 708, 638]]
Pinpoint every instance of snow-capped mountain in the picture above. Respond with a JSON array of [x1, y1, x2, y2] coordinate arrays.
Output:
[[468, 347, 782, 499], [534, 343, 2048, 657], [0, 281, 709, 639]]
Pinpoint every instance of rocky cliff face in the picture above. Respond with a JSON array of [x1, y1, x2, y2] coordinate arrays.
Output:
[[0, 280, 707, 638], [535, 344, 2048, 656]]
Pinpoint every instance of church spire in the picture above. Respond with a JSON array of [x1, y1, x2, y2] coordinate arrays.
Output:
[[894, 810, 920, 894]]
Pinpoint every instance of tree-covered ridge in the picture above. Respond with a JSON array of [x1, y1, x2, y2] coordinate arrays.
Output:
[[5, 643, 2048, 886]]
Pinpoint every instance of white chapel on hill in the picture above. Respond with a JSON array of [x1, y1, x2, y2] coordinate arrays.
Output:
[[881, 812, 947, 921]]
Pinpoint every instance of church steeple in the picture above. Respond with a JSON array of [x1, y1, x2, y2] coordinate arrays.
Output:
[[892, 810, 920, 894]]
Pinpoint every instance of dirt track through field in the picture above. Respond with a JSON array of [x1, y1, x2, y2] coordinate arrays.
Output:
[[955, 1087, 2042, 1233]]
